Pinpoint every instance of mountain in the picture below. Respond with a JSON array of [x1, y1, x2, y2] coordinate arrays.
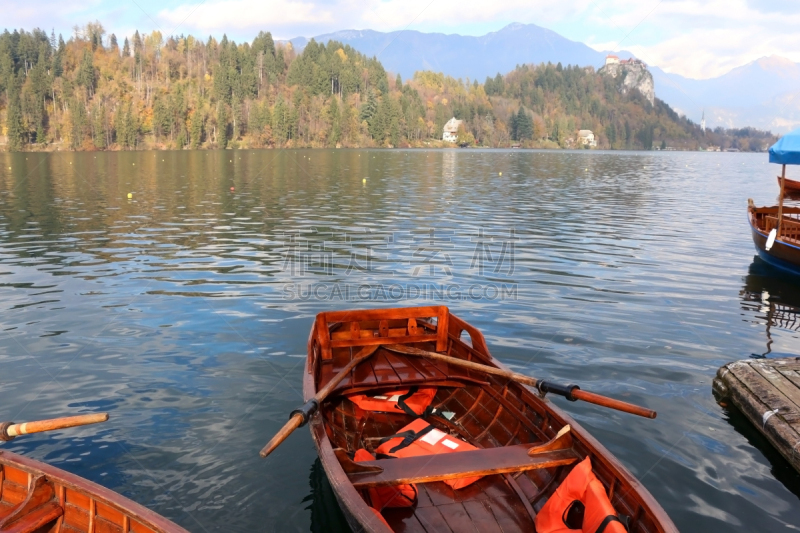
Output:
[[287, 23, 608, 82], [286, 25, 800, 133], [651, 56, 800, 132]]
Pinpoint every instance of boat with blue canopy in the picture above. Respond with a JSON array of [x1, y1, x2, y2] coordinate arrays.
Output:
[[748, 127, 800, 275]]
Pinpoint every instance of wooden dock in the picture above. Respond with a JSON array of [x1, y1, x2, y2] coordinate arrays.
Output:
[[713, 357, 800, 471]]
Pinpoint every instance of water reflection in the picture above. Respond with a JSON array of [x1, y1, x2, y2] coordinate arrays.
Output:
[[721, 404, 800, 504], [740, 257, 800, 358], [303, 459, 351, 533]]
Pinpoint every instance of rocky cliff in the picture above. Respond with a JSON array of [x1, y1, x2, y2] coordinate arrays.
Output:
[[600, 61, 655, 106]]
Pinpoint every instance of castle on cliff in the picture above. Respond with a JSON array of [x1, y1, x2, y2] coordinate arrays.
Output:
[[600, 55, 655, 106], [604, 55, 647, 68]]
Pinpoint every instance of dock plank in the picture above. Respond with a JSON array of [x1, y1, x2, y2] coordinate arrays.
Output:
[[749, 362, 800, 413], [727, 363, 800, 424], [713, 357, 800, 473]]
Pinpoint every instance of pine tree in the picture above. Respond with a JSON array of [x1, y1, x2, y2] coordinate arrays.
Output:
[[190, 108, 204, 148], [93, 105, 106, 149], [153, 97, 168, 142], [217, 104, 229, 148], [122, 38, 130, 58], [390, 116, 400, 147], [272, 97, 287, 145], [232, 94, 243, 138], [6, 84, 25, 151], [360, 89, 377, 125], [515, 108, 533, 140], [69, 100, 87, 150], [76, 50, 94, 98]]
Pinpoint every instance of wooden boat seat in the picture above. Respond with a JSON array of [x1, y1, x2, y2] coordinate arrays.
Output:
[[337, 427, 581, 488], [0, 474, 63, 532]]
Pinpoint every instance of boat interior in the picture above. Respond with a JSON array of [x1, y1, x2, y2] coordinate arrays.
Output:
[[749, 202, 800, 245], [309, 307, 665, 533]]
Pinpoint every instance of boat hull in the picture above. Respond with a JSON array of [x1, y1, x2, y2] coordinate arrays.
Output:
[[302, 306, 677, 533], [777, 176, 800, 193], [748, 210, 800, 276]]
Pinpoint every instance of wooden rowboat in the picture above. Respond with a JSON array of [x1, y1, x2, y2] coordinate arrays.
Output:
[[0, 450, 189, 533], [301, 306, 676, 533]]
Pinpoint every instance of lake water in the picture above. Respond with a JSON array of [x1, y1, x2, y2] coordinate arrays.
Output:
[[0, 149, 799, 532]]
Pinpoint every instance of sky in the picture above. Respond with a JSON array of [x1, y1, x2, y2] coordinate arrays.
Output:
[[2, 0, 799, 80]]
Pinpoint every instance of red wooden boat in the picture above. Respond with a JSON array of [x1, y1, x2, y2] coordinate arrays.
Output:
[[298, 306, 676, 533], [0, 414, 188, 533], [0, 450, 189, 533]]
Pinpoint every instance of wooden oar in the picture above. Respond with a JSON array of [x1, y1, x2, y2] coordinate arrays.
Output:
[[0, 413, 109, 442], [260, 345, 380, 458], [385, 344, 656, 419]]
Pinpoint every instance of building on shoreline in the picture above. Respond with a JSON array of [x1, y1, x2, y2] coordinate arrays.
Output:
[[443, 118, 463, 143], [578, 130, 597, 147]]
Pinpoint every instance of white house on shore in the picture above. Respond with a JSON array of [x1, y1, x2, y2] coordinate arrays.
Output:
[[578, 130, 597, 147], [443, 117, 463, 143]]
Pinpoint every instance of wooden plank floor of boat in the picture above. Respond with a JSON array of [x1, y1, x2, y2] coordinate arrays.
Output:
[[713, 357, 800, 472]]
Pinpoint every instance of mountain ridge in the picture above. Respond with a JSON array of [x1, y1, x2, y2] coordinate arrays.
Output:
[[282, 23, 800, 133]]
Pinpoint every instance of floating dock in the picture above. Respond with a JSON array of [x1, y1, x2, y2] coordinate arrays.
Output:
[[713, 357, 800, 471]]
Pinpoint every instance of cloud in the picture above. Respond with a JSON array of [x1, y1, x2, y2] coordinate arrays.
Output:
[[0, 0, 105, 34], [582, 0, 800, 78], [156, 0, 589, 39], [158, 0, 334, 37]]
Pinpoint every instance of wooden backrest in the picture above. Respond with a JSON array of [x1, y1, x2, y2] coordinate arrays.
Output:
[[312, 306, 450, 360]]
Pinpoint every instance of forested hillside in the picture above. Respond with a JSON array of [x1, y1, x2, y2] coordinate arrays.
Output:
[[0, 23, 777, 151]]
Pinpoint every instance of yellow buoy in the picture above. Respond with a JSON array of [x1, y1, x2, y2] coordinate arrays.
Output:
[[499, 172, 502, 176], [363, 178, 367, 183], [127, 193, 133, 199]]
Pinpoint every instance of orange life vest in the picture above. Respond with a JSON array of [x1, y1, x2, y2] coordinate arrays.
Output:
[[374, 418, 482, 490], [354, 449, 417, 509], [534, 456, 627, 533], [347, 387, 437, 417]]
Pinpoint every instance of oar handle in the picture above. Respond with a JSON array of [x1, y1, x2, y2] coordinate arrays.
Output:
[[259, 413, 305, 458], [571, 390, 656, 419], [259, 345, 380, 459], [0, 413, 109, 441], [537, 381, 655, 418]]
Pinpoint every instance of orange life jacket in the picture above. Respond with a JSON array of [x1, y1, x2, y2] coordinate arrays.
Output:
[[347, 387, 437, 417], [534, 456, 627, 533], [374, 418, 482, 490], [354, 449, 417, 509]]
